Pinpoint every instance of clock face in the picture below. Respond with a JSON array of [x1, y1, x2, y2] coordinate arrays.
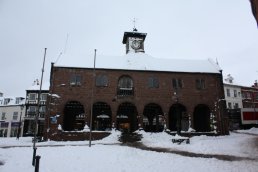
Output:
[[131, 40, 141, 49]]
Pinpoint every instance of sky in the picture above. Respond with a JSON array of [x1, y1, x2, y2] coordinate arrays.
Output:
[[0, 0, 258, 96], [1, 129, 258, 172]]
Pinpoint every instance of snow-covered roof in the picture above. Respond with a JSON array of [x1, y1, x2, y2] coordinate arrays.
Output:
[[0, 96, 25, 106], [223, 74, 246, 87], [27, 82, 49, 91], [55, 52, 221, 74]]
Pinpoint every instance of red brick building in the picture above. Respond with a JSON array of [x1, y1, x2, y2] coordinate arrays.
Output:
[[250, 0, 258, 26], [241, 81, 258, 125], [45, 30, 228, 141]]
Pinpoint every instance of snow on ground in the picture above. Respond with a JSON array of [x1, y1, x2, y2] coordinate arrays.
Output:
[[237, 127, 258, 135], [0, 128, 258, 172], [137, 130, 257, 158]]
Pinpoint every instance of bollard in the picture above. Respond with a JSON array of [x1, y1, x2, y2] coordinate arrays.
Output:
[[32, 147, 37, 166], [35, 155, 41, 172]]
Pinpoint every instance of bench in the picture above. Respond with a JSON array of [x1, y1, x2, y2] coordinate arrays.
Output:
[[171, 135, 190, 144]]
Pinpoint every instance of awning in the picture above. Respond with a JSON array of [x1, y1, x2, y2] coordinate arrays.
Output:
[[117, 115, 128, 119], [97, 114, 110, 119]]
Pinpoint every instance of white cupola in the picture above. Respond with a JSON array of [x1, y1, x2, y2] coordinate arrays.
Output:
[[122, 28, 147, 54]]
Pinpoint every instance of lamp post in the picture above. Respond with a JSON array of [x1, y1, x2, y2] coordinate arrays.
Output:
[[32, 48, 47, 166], [173, 90, 181, 135], [16, 104, 24, 140], [89, 49, 96, 147]]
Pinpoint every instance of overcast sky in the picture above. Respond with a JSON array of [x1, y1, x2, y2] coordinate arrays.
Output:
[[0, 0, 258, 97]]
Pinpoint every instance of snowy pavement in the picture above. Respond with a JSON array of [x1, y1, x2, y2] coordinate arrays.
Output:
[[0, 128, 258, 172]]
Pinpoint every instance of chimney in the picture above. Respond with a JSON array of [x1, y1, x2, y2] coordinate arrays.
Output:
[[254, 80, 258, 88], [225, 74, 234, 84]]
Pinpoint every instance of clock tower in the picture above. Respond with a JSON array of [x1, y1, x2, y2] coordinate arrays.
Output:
[[122, 28, 147, 54]]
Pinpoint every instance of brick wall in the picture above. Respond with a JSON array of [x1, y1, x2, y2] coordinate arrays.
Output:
[[45, 66, 228, 141]]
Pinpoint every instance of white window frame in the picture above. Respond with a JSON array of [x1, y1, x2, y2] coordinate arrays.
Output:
[[233, 90, 237, 97], [13, 112, 18, 120], [1, 112, 6, 120], [226, 89, 231, 97], [28, 106, 37, 112], [29, 93, 37, 101], [40, 93, 48, 101]]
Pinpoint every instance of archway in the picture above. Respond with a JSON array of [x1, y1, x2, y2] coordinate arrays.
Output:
[[63, 101, 85, 131], [143, 103, 164, 132], [169, 104, 187, 133], [116, 102, 138, 132], [92, 102, 112, 131], [193, 104, 211, 132]]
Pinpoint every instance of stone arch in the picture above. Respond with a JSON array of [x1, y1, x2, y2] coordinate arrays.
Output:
[[63, 101, 85, 131], [92, 102, 112, 131], [143, 103, 164, 132], [193, 104, 211, 132], [168, 103, 187, 133], [116, 102, 138, 132]]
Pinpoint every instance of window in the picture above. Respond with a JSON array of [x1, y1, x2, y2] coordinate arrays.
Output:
[[28, 106, 37, 112], [70, 75, 82, 86], [196, 79, 205, 90], [39, 106, 46, 113], [228, 102, 232, 109], [226, 89, 230, 97], [242, 92, 246, 99], [234, 103, 239, 109], [15, 98, 20, 104], [234, 90, 237, 97], [172, 79, 182, 89], [29, 93, 36, 101], [246, 92, 251, 99], [118, 76, 133, 88], [1, 112, 6, 120], [148, 77, 159, 88], [13, 112, 18, 120], [117, 76, 134, 96], [41, 94, 48, 101], [96, 75, 108, 87], [238, 92, 241, 97], [3, 98, 10, 105], [27, 107, 36, 117]]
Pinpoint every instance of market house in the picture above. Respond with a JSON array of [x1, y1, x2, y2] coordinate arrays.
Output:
[[44, 29, 228, 141]]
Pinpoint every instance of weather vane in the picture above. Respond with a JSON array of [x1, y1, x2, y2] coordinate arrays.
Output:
[[133, 18, 138, 32]]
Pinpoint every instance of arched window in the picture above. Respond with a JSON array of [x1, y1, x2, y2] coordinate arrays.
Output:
[[117, 75, 134, 96]]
